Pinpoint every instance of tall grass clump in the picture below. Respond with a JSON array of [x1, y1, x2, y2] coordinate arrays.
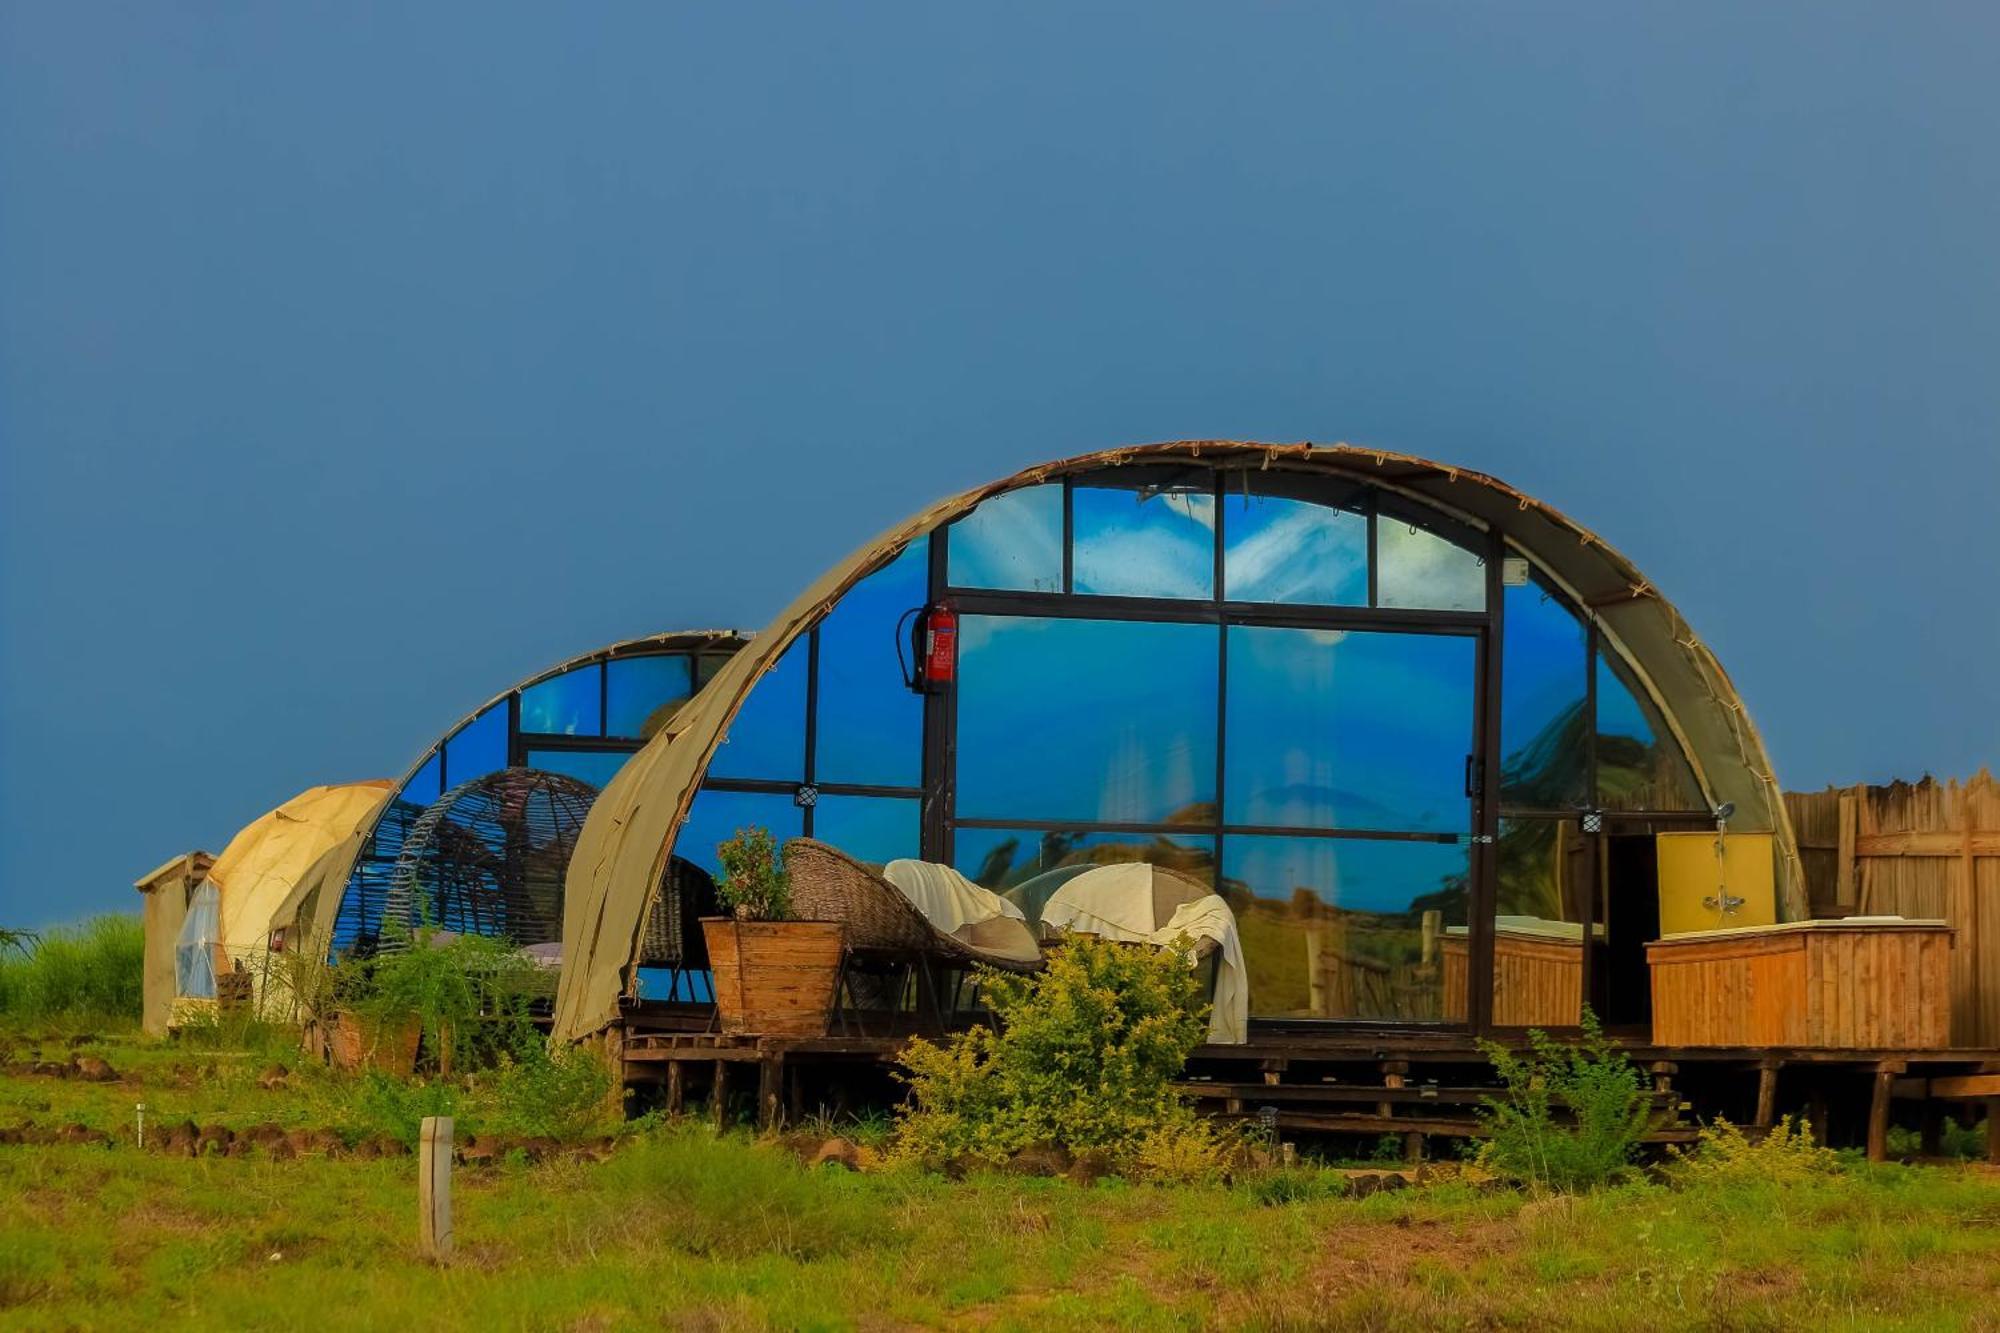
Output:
[[1476, 1009, 1655, 1192], [0, 915, 143, 1027], [891, 933, 1221, 1173]]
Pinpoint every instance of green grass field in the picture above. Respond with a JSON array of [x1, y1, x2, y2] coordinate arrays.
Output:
[[4, 1029, 1999, 1330]]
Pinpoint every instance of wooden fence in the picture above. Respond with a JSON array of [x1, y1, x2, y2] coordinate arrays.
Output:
[[1785, 772, 1999, 1047]]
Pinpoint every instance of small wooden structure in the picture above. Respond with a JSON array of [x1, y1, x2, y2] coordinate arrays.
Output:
[[1648, 919, 1952, 1049], [133, 851, 215, 1038], [1787, 773, 2000, 1045], [1440, 920, 1586, 1029]]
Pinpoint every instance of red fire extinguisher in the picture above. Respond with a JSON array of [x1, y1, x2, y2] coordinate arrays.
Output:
[[899, 603, 958, 693]]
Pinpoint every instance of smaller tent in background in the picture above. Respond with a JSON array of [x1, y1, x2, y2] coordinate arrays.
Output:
[[134, 781, 392, 1036]]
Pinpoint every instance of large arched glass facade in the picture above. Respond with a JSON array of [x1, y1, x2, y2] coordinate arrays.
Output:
[[664, 461, 1713, 1026], [333, 631, 745, 953]]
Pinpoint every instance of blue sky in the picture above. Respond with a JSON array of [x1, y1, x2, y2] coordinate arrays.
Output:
[[2, 3, 1995, 927]]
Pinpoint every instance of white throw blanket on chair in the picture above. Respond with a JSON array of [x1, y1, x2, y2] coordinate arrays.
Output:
[[882, 860, 1042, 965]]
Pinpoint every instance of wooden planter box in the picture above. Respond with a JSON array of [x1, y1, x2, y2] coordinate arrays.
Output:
[[327, 1010, 422, 1074], [702, 919, 843, 1037], [1648, 919, 1952, 1049]]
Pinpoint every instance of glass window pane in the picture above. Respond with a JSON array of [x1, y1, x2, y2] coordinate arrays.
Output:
[[707, 640, 808, 782], [1596, 651, 1703, 811], [955, 615, 1218, 825], [400, 750, 443, 808], [814, 538, 927, 787], [697, 653, 728, 685], [605, 655, 695, 739], [1072, 474, 1215, 599], [442, 705, 508, 788], [955, 826, 1215, 898], [811, 795, 921, 869], [1222, 834, 1468, 1020], [1225, 626, 1475, 834], [520, 665, 603, 737], [1500, 578, 1590, 810], [524, 748, 630, 791], [956, 827, 1216, 932], [1376, 517, 1486, 611], [1487, 816, 1589, 1027], [1222, 489, 1367, 606], [947, 484, 1063, 592], [676, 788, 804, 880]]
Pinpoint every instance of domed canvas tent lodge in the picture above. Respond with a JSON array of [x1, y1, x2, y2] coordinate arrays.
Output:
[[555, 440, 1818, 1046], [278, 630, 748, 998], [135, 780, 394, 1035]]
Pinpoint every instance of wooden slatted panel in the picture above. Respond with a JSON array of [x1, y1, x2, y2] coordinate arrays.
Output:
[[1785, 773, 1997, 1046]]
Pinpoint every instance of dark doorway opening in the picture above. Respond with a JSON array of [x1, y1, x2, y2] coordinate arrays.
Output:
[[1598, 833, 1660, 1030]]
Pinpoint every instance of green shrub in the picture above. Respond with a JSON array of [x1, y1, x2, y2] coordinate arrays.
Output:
[[1131, 1116, 1241, 1185], [0, 915, 143, 1027], [338, 922, 538, 1076], [489, 1040, 618, 1142], [1476, 1010, 1654, 1192], [1669, 1114, 1839, 1185], [890, 933, 1210, 1167], [715, 826, 791, 921]]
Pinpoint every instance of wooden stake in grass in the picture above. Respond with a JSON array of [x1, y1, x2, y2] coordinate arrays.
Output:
[[419, 1116, 454, 1263]]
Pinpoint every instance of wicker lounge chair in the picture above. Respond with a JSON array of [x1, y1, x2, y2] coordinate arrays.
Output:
[[784, 838, 1044, 974], [784, 838, 1045, 1034]]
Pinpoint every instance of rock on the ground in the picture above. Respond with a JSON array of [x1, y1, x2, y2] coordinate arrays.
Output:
[[811, 1137, 860, 1171]]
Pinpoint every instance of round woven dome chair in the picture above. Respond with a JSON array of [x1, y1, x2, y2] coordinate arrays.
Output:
[[378, 768, 599, 962]]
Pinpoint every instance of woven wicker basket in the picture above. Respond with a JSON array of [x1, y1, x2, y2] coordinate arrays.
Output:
[[784, 838, 1043, 973]]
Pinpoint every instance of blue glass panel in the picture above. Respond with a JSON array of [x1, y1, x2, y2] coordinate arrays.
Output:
[[811, 796, 921, 869], [1596, 651, 1702, 811], [706, 640, 808, 781], [955, 615, 1218, 825], [1221, 834, 1468, 1019], [955, 827, 1216, 930], [955, 827, 1215, 891], [675, 788, 804, 879], [524, 748, 629, 791], [1072, 478, 1215, 599], [442, 705, 508, 788], [520, 665, 603, 737], [1222, 491, 1367, 606], [1225, 626, 1475, 834], [1500, 578, 1590, 809], [1376, 518, 1486, 611], [605, 655, 695, 739], [814, 538, 927, 787], [637, 967, 713, 1003], [400, 750, 443, 807], [947, 484, 1063, 592]]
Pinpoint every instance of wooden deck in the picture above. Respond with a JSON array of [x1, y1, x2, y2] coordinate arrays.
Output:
[[611, 1014, 2000, 1164]]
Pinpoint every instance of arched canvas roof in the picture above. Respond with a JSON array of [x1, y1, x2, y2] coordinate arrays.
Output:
[[553, 442, 1801, 1041], [324, 628, 749, 957], [211, 781, 395, 957]]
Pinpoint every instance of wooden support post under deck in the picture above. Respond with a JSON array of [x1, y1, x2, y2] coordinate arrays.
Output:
[[1754, 1058, 1780, 1129], [758, 1055, 782, 1133], [711, 1060, 729, 1129], [664, 1060, 684, 1116], [1988, 1097, 2000, 1167], [1382, 1060, 1420, 1163], [1867, 1061, 1905, 1163], [1807, 1087, 1830, 1147]]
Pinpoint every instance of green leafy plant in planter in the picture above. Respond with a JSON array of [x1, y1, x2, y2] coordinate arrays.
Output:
[[703, 828, 839, 1038], [716, 826, 792, 921]]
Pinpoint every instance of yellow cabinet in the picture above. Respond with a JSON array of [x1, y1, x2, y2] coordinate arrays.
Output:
[[1656, 831, 1776, 935]]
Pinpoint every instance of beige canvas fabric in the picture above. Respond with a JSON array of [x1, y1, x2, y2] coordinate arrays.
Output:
[[882, 859, 1041, 966], [1039, 864, 1249, 1044], [552, 442, 1801, 1043], [210, 782, 394, 957]]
